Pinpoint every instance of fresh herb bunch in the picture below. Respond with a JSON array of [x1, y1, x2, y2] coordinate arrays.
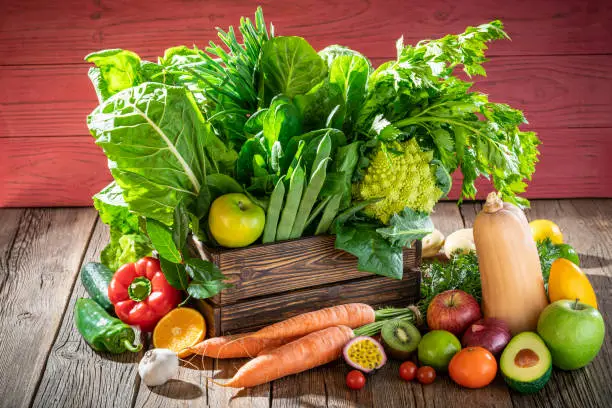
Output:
[[84, 8, 541, 294]]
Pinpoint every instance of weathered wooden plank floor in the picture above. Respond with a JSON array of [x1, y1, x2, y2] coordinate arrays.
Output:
[[0, 200, 610, 408]]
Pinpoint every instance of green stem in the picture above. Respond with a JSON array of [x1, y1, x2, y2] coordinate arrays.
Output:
[[122, 339, 142, 353], [394, 116, 483, 136], [128, 277, 152, 302]]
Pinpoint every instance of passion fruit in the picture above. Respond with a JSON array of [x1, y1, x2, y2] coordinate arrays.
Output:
[[343, 336, 387, 373]]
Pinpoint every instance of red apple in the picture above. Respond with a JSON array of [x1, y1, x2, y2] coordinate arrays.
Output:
[[427, 290, 482, 336]]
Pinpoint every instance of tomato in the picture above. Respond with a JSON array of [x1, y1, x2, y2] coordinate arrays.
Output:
[[449, 347, 497, 389], [346, 370, 366, 390], [399, 361, 418, 381], [416, 366, 436, 385]]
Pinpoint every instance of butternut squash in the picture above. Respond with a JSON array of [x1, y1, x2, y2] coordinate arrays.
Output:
[[474, 192, 548, 334]]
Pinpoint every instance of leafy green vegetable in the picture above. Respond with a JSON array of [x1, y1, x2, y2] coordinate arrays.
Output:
[[260, 36, 328, 99], [356, 21, 538, 207], [376, 208, 434, 247], [93, 182, 152, 271], [335, 222, 403, 279], [86, 8, 541, 283], [159, 257, 189, 290], [88, 82, 236, 224], [185, 259, 232, 298], [328, 53, 370, 132], [85, 49, 142, 102], [146, 219, 182, 263]]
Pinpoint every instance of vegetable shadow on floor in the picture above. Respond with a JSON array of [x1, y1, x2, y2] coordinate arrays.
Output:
[[147, 379, 203, 400]]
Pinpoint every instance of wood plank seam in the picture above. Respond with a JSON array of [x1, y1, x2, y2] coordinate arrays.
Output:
[[26, 213, 100, 408]]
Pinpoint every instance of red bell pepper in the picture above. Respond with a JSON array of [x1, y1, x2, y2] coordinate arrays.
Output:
[[108, 257, 181, 332]]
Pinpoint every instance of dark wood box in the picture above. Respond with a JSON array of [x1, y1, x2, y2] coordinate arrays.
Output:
[[192, 235, 421, 337]]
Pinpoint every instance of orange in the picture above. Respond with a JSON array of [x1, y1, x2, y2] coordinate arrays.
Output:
[[153, 307, 206, 358], [529, 219, 563, 244], [548, 258, 598, 309], [449, 347, 497, 389]]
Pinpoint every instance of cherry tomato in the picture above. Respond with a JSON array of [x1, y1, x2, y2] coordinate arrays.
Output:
[[449, 347, 497, 389], [416, 366, 436, 385], [346, 370, 366, 390], [399, 361, 418, 381]]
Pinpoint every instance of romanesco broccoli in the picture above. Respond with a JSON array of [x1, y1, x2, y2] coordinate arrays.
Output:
[[353, 139, 442, 224]]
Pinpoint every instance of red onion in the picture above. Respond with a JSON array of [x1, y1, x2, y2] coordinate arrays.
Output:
[[461, 318, 511, 356]]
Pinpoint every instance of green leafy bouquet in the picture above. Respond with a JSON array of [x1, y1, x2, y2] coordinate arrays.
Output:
[[86, 7, 539, 298]]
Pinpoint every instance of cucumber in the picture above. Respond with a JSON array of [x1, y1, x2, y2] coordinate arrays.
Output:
[[80, 262, 114, 313]]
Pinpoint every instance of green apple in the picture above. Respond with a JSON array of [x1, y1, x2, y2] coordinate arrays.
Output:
[[537, 299, 605, 370], [208, 193, 265, 248]]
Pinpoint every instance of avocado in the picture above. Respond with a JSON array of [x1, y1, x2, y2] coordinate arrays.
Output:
[[500, 332, 552, 394]]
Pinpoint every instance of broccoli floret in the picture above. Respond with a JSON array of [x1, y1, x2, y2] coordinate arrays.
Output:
[[353, 139, 442, 223]]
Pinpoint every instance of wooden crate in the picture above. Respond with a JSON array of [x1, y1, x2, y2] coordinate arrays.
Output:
[[192, 235, 421, 337]]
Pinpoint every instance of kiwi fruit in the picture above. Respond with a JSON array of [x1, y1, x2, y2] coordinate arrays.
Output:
[[381, 319, 422, 360]]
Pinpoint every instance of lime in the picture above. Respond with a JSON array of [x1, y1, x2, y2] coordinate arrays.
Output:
[[418, 330, 461, 372]]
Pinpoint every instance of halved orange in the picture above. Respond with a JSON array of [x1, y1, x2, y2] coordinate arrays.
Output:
[[153, 307, 206, 357]]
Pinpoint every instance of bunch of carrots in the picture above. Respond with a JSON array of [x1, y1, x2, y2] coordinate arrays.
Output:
[[188, 303, 416, 388]]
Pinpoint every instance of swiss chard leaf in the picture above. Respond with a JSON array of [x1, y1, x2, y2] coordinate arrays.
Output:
[[335, 222, 404, 279], [376, 208, 434, 247], [88, 82, 227, 224], [85, 49, 142, 102], [260, 36, 328, 100]]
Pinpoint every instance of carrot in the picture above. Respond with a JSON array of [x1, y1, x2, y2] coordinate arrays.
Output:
[[189, 332, 297, 359], [251, 303, 375, 340], [220, 325, 354, 388]]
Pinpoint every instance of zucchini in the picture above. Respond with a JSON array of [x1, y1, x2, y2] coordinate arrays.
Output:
[[80, 262, 114, 313]]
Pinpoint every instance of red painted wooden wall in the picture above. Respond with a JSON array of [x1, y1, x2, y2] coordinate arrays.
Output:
[[1, 0, 611, 207]]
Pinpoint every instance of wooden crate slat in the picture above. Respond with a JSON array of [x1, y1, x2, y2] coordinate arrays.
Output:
[[201, 267, 420, 336], [195, 235, 417, 306]]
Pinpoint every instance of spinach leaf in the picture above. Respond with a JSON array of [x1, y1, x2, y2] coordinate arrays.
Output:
[[85, 49, 142, 102], [294, 79, 345, 131], [263, 96, 302, 151], [93, 182, 152, 271], [88, 82, 226, 224], [260, 36, 328, 99], [376, 208, 434, 247], [159, 257, 189, 290], [172, 202, 189, 250], [335, 222, 404, 279], [146, 218, 182, 263], [328, 53, 370, 132], [237, 138, 269, 185], [185, 259, 232, 299]]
